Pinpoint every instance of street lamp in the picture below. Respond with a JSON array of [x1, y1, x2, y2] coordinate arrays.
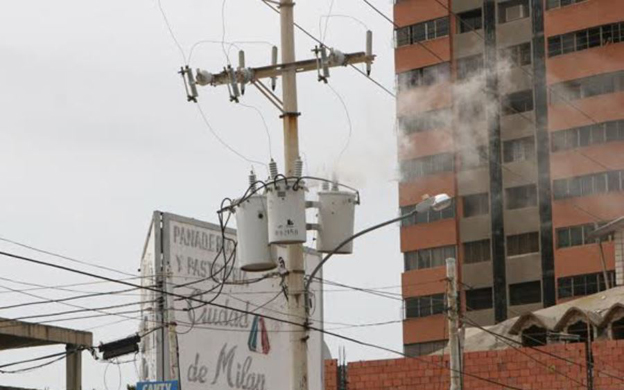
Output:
[[304, 193, 453, 299]]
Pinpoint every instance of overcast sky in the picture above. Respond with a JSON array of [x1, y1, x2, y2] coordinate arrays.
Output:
[[0, 0, 400, 388]]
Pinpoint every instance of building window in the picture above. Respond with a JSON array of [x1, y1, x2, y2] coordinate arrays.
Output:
[[505, 184, 537, 210], [405, 294, 445, 318], [507, 232, 540, 256], [463, 193, 489, 217], [457, 9, 483, 34], [397, 62, 451, 90], [556, 223, 596, 248], [404, 245, 456, 271], [558, 271, 615, 299], [399, 109, 451, 134], [500, 42, 532, 66], [549, 71, 624, 104], [553, 170, 624, 200], [503, 136, 536, 163], [499, 0, 530, 24], [459, 145, 488, 170], [457, 54, 483, 80], [404, 340, 448, 357], [551, 119, 624, 152], [502, 89, 534, 116], [400, 153, 454, 181], [395, 17, 450, 48], [466, 287, 493, 311], [464, 239, 491, 264], [400, 200, 456, 227], [547, 22, 623, 57], [509, 281, 542, 305], [546, 0, 586, 10]]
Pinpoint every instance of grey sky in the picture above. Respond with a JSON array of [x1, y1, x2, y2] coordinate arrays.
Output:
[[0, 0, 400, 388]]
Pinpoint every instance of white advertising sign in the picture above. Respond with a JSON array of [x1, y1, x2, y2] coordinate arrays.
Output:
[[140, 212, 325, 390]]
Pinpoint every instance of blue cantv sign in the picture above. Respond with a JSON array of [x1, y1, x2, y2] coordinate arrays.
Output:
[[137, 381, 179, 390]]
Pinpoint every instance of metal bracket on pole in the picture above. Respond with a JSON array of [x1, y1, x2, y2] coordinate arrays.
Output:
[[252, 80, 285, 114]]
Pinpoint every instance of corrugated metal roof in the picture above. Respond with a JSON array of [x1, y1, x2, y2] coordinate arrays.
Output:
[[455, 286, 624, 353]]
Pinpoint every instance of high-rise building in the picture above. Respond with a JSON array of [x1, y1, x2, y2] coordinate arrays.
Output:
[[395, 0, 624, 356]]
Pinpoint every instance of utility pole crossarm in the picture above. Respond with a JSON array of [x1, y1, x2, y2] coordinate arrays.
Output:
[[195, 52, 375, 87]]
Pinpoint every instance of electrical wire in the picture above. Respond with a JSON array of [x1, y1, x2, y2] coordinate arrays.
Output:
[[156, 0, 187, 65], [321, 0, 337, 42], [196, 102, 268, 169], [461, 315, 624, 384], [358, 0, 614, 225], [0, 235, 137, 277], [260, 0, 396, 98], [326, 83, 353, 170], [361, 0, 615, 173]]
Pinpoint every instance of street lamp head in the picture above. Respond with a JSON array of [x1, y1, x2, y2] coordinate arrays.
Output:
[[415, 193, 452, 213], [431, 193, 452, 212]]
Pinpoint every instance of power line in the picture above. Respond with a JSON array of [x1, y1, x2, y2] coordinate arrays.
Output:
[[461, 315, 624, 383], [358, 0, 610, 224], [0, 236, 137, 277], [360, 0, 615, 173], [260, 0, 396, 98], [0, 248, 527, 390]]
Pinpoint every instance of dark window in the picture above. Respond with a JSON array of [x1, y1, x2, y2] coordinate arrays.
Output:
[[463, 193, 489, 217], [522, 325, 548, 347], [457, 9, 482, 33], [546, 0, 586, 10], [509, 281, 542, 305], [400, 153, 454, 181], [399, 109, 451, 134], [405, 294, 445, 318], [395, 17, 451, 48], [499, 0, 529, 24], [500, 42, 532, 66], [547, 19, 620, 57], [507, 232, 540, 256], [503, 136, 535, 163], [557, 272, 615, 299], [466, 287, 493, 311], [505, 184, 537, 210], [553, 170, 624, 200], [464, 239, 491, 264], [550, 71, 624, 103], [400, 199, 456, 227], [459, 145, 488, 170], [612, 318, 624, 340], [404, 245, 456, 271], [404, 340, 448, 357], [552, 121, 624, 152], [557, 223, 613, 248], [502, 90, 534, 115], [568, 321, 593, 343], [457, 54, 483, 80], [397, 62, 451, 91]]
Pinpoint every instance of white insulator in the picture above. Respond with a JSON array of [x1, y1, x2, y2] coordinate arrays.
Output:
[[195, 69, 214, 86], [269, 159, 279, 179], [249, 171, 257, 191], [235, 194, 276, 272], [267, 179, 307, 244], [316, 190, 357, 254], [322, 181, 330, 191], [330, 49, 346, 66], [271, 46, 278, 91], [294, 156, 303, 178], [366, 30, 373, 76], [331, 181, 339, 191]]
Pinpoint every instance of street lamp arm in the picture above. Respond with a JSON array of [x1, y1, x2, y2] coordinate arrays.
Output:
[[304, 209, 417, 297]]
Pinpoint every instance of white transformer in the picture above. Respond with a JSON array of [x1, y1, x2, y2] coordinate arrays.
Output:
[[316, 190, 357, 254], [266, 179, 307, 244], [234, 194, 276, 271]]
